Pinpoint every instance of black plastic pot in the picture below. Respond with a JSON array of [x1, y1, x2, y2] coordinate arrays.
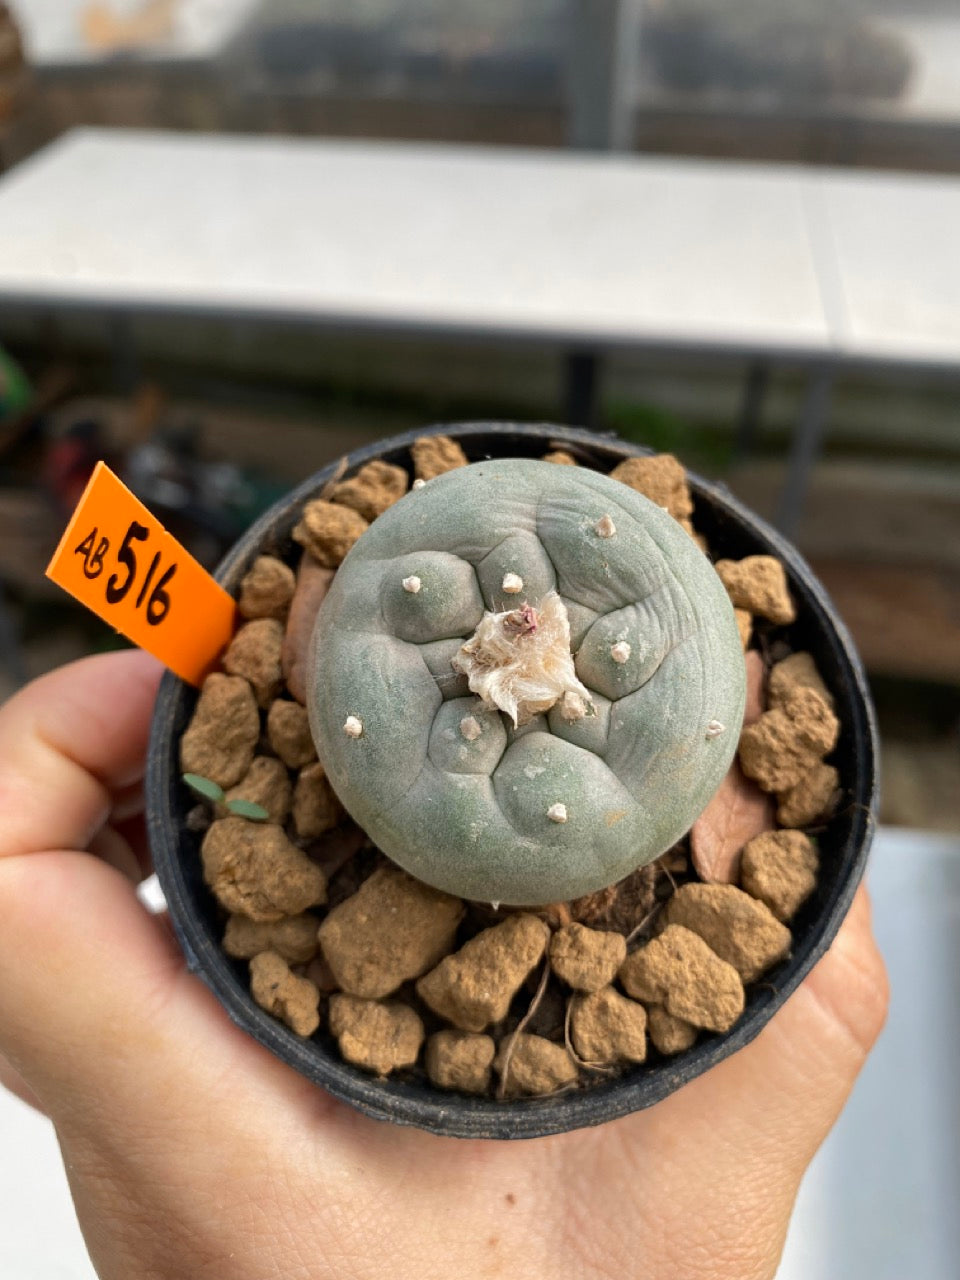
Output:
[[146, 422, 878, 1140]]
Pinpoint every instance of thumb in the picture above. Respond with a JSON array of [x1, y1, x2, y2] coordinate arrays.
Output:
[[0, 848, 312, 1139], [0, 653, 302, 1132], [0, 849, 185, 1112]]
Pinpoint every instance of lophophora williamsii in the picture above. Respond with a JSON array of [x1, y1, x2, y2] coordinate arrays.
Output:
[[307, 458, 746, 907]]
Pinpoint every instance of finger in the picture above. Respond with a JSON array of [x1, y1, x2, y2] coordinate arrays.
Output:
[[0, 847, 312, 1133], [0, 650, 162, 861], [87, 824, 143, 883], [0, 653, 326, 1135], [113, 811, 153, 880], [0, 652, 219, 1119], [110, 780, 147, 824], [0, 849, 199, 1117]]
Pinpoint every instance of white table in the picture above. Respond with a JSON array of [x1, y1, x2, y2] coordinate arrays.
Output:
[[0, 128, 831, 531], [2, 128, 960, 529], [0, 128, 830, 355], [2, 827, 957, 1279], [805, 168, 960, 368]]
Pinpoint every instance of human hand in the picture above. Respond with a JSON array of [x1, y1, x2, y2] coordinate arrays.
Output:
[[0, 652, 888, 1280]]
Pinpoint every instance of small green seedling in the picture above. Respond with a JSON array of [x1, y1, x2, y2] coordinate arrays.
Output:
[[182, 773, 270, 822]]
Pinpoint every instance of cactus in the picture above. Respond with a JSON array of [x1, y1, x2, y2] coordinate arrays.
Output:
[[307, 458, 745, 905]]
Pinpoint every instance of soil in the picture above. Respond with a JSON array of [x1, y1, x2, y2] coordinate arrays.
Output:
[[177, 440, 843, 1099]]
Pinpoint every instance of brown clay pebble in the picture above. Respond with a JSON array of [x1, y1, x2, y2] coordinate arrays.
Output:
[[619, 924, 744, 1033], [266, 700, 317, 768], [416, 914, 550, 1032], [223, 617, 284, 707], [411, 434, 469, 481], [425, 1030, 496, 1094], [237, 555, 295, 620], [292, 761, 343, 840], [768, 651, 834, 711], [249, 950, 320, 1037], [293, 499, 369, 568], [646, 1005, 698, 1055], [689, 760, 775, 885], [571, 862, 658, 934], [225, 756, 292, 824], [282, 556, 336, 704], [304, 952, 339, 994], [549, 923, 627, 993], [778, 691, 844, 757], [569, 987, 647, 1065], [743, 649, 766, 726], [738, 709, 818, 792], [185, 805, 211, 834], [740, 830, 819, 923], [739, 687, 840, 794], [224, 913, 319, 964], [328, 459, 409, 522], [734, 608, 752, 649], [494, 1033, 578, 1096], [775, 684, 839, 754], [328, 994, 424, 1076], [318, 866, 464, 998], [777, 761, 841, 828], [201, 817, 326, 922], [714, 556, 796, 625], [180, 672, 259, 789], [610, 454, 693, 521], [663, 883, 791, 983], [309, 822, 367, 886], [542, 450, 578, 465]]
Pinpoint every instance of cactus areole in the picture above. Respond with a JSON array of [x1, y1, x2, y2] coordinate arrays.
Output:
[[307, 459, 746, 905]]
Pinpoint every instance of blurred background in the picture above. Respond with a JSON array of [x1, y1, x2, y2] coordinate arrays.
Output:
[[2, 0, 958, 832], [0, 6, 959, 1274]]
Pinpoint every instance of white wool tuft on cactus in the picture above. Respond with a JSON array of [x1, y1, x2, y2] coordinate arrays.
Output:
[[451, 592, 593, 728]]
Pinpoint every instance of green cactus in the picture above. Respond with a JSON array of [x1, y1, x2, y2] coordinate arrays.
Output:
[[307, 458, 745, 905]]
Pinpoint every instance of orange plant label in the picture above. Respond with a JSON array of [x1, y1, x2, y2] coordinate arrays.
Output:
[[46, 462, 236, 686]]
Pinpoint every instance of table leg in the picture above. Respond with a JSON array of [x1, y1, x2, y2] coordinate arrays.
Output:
[[776, 364, 833, 536], [735, 360, 771, 461], [563, 352, 600, 429], [109, 313, 139, 394], [566, 0, 642, 152]]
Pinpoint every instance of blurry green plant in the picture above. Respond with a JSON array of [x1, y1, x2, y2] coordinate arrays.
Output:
[[0, 345, 32, 420], [607, 400, 733, 475]]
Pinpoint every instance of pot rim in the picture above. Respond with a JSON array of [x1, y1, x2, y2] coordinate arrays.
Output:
[[147, 421, 878, 1140]]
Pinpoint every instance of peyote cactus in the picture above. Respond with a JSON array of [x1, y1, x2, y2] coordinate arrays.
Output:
[[307, 458, 746, 905]]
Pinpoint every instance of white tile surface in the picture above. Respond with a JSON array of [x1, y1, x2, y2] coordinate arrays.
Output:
[[1, 828, 957, 1279], [0, 1094, 96, 1279], [0, 129, 830, 354], [779, 828, 960, 1279]]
